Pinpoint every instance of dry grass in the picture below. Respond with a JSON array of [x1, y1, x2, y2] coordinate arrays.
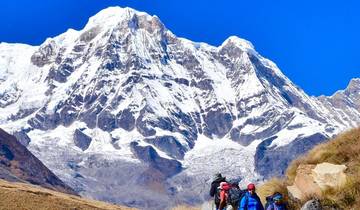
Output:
[[257, 178, 304, 209], [258, 127, 360, 209], [171, 205, 201, 210], [0, 179, 136, 210], [284, 127, 360, 209], [257, 178, 288, 204], [286, 127, 360, 182]]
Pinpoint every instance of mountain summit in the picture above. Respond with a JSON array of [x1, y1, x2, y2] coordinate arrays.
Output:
[[0, 6, 359, 209]]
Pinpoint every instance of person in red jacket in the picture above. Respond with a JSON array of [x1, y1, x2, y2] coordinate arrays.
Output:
[[218, 182, 231, 210]]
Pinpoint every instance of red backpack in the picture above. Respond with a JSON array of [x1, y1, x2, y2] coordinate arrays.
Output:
[[219, 182, 231, 202], [215, 182, 231, 203]]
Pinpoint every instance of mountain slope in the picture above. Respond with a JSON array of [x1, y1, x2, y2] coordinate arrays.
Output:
[[317, 78, 360, 127], [258, 127, 360, 209], [0, 179, 135, 210], [0, 128, 76, 195], [0, 6, 359, 209]]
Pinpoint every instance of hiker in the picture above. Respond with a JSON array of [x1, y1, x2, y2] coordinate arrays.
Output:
[[218, 181, 246, 210], [210, 173, 226, 210], [265, 192, 287, 210], [227, 182, 245, 210], [238, 183, 264, 210], [218, 182, 231, 210]]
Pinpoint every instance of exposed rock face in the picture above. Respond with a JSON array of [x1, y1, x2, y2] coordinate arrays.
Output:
[[255, 133, 328, 178], [130, 142, 182, 177], [30, 40, 58, 67], [12, 130, 31, 147], [0, 6, 359, 210], [0, 128, 77, 195], [73, 129, 92, 151], [144, 136, 186, 159], [317, 78, 360, 128], [116, 108, 135, 131], [203, 108, 233, 138]]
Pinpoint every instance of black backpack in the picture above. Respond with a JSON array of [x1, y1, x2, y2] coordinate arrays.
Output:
[[214, 187, 221, 204], [227, 188, 247, 207]]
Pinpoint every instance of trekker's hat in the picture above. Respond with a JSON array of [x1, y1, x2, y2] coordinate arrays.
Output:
[[219, 182, 231, 191], [247, 183, 256, 190], [273, 194, 283, 201], [219, 182, 227, 189]]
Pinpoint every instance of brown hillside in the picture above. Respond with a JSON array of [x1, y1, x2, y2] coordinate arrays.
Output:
[[0, 179, 136, 210], [258, 127, 360, 209], [0, 128, 76, 195]]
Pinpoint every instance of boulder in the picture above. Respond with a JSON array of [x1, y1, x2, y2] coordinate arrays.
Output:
[[300, 199, 322, 210], [287, 184, 304, 201], [287, 163, 348, 201], [311, 162, 347, 190], [294, 164, 322, 198]]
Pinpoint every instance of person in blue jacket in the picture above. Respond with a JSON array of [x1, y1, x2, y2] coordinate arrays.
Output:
[[239, 183, 264, 210]]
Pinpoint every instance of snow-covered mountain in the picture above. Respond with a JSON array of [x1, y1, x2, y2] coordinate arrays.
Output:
[[0, 6, 359, 209]]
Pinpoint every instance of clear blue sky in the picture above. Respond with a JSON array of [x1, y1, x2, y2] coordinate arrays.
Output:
[[1, 0, 359, 96]]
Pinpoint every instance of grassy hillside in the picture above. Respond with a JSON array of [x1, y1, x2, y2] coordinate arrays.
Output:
[[258, 127, 360, 209], [0, 179, 136, 210]]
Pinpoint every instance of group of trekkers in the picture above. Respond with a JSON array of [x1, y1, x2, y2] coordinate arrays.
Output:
[[210, 173, 287, 210]]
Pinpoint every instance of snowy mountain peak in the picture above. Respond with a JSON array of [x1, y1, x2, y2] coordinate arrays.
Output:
[[347, 78, 360, 91], [86, 7, 140, 27], [84, 6, 165, 33], [0, 6, 359, 210], [327, 77, 360, 99], [220, 35, 255, 51]]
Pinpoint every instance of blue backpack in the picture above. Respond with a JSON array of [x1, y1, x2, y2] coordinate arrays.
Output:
[[265, 193, 286, 210]]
